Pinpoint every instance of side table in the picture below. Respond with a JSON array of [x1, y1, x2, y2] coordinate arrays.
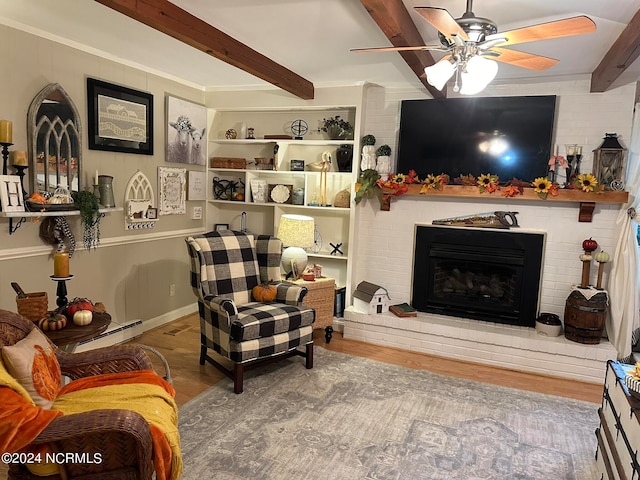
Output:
[[289, 276, 335, 343], [44, 311, 111, 352]]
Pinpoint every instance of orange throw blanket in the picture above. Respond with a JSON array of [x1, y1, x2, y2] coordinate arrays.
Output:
[[0, 370, 181, 480]]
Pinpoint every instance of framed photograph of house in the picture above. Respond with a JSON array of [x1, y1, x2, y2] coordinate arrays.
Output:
[[158, 167, 186, 215], [187, 170, 206, 200], [0, 175, 25, 212], [87, 78, 154, 155], [166, 95, 207, 165]]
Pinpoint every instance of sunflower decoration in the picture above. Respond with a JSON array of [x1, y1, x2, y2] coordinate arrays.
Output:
[[574, 173, 599, 192], [420, 174, 444, 193], [377, 173, 409, 197], [477, 173, 500, 193], [532, 177, 553, 199]]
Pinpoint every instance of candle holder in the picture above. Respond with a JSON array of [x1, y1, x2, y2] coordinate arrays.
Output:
[[11, 164, 28, 198], [1, 142, 13, 175], [50, 274, 74, 308]]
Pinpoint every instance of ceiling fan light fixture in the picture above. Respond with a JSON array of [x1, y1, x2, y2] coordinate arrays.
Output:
[[424, 59, 456, 91], [459, 56, 498, 95]]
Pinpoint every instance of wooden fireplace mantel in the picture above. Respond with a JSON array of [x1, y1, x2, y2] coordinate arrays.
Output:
[[382, 185, 629, 222]]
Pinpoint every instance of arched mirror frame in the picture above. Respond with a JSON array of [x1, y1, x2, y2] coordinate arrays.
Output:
[[27, 83, 82, 194]]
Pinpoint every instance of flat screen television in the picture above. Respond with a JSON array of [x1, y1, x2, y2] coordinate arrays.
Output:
[[396, 95, 557, 183]]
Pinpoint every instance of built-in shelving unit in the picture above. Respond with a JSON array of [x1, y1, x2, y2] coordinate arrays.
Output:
[[207, 105, 360, 291]]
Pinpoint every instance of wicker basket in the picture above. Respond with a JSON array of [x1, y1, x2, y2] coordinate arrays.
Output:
[[298, 277, 335, 329], [16, 292, 49, 321]]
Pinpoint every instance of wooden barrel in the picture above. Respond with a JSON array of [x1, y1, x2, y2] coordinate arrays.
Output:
[[563, 290, 608, 344]]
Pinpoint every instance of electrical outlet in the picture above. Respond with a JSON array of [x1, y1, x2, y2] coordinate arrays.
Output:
[[169, 284, 175, 296], [192, 206, 203, 220]]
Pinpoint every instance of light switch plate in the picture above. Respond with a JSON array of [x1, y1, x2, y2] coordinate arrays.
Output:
[[191, 206, 203, 220]]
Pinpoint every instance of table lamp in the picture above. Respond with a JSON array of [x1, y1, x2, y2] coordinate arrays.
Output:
[[277, 214, 314, 279]]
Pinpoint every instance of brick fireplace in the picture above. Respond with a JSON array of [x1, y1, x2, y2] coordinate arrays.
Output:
[[345, 195, 621, 384]]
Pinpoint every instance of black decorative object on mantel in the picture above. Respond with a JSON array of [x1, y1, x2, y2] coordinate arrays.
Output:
[[336, 144, 353, 172], [1, 142, 12, 175]]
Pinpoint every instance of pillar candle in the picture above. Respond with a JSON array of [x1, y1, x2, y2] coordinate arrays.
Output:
[[553, 144, 558, 156], [53, 252, 70, 278], [95, 170, 99, 185], [11, 151, 27, 166], [0, 120, 12, 143]]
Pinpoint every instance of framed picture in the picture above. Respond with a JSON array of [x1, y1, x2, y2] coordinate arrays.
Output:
[[158, 167, 186, 215], [290, 159, 305, 171], [146, 207, 158, 219], [215, 223, 229, 231], [87, 78, 153, 155], [166, 95, 208, 165], [187, 170, 206, 200], [0, 175, 25, 212]]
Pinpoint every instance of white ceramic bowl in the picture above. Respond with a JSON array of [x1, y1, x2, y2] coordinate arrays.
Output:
[[535, 313, 562, 337]]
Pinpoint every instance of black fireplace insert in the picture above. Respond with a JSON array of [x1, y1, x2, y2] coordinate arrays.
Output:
[[412, 225, 545, 327]]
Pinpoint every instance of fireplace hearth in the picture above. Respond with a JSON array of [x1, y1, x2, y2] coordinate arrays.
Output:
[[412, 225, 545, 327]]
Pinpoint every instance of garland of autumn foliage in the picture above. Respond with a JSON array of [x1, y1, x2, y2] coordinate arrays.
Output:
[[354, 169, 603, 207]]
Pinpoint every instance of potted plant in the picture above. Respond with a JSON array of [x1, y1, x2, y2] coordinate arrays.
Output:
[[376, 144, 392, 176], [321, 115, 353, 140], [361, 134, 377, 170], [71, 190, 102, 250]]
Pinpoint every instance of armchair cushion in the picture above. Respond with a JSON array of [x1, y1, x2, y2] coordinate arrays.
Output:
[[231, 303, 315, 341], [2, 328, 61, 408]]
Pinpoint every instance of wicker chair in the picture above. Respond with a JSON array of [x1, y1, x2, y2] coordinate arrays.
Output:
[[0, 309, 164, 480], [185, 230, 316, 394]]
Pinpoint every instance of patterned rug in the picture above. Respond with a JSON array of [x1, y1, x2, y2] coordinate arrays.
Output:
[[178, 347, 600, 479]]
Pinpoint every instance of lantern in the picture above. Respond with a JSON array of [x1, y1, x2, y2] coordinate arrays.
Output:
[[592, 133, 627, 190]]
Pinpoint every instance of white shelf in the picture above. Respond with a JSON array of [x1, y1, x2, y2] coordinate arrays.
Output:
[[0, 207, 123, 218], [206, 199, 350, 211], [210, 139, 355, 146]]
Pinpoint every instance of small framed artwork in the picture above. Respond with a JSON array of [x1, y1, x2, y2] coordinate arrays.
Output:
[[0, 175, 25, 212], [158, 167, 186, 215], [187, 170, 206, 200], [215, 223, 229, 231], [166, 95, 208, 165], [146, 207, 158, 219], [87, 78, 154, 155], [290, 159, 305, 171]]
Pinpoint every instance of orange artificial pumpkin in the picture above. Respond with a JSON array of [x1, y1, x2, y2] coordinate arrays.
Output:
[[38, 314, 67, 331], [252, 282, 277, 302]]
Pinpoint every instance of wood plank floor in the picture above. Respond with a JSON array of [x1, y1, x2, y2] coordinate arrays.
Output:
[[135, 312, 604, 406]]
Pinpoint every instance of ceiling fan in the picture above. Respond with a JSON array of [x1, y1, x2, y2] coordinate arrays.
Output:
[[352, 0, 596, 94]]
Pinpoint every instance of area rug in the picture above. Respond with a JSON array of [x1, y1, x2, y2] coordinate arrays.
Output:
[[178, 348, 600, 479]]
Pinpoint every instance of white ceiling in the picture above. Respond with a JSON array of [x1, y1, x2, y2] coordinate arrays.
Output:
[[1, 0, 639, 93]]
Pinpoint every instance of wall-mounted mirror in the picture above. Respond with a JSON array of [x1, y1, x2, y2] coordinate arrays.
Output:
[[27, 83, 82, 194]]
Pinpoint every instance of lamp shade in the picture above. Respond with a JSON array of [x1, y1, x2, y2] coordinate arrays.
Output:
[[277, 214, 315, 277], [424, 59, 456, 91], [460, 56, 498, 95]]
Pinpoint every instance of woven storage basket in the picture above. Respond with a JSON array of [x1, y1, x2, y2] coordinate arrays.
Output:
[[16, 292, 48, 321], [299, 277, 335, 330]]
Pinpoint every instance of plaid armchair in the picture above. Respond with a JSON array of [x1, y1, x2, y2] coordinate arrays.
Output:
[[185, 230, 315, 394]]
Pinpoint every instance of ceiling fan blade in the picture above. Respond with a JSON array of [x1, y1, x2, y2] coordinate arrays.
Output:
[[415, 7, 469, 42], [490, 47, 559, 71], [350, 45, 448, 53], [487, 16, 596, 46]]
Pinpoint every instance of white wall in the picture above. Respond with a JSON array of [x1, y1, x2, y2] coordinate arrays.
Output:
[[353, 78, 637, 319]]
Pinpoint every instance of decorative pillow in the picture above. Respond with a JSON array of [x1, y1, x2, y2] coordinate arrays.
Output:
[[1, 328, 61, 408]]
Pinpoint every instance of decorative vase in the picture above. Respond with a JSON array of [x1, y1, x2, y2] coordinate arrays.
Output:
[[97, 175, 115, 208], [361, 145, 377, 171], [325, 125, 343, 140], [336, 144, 353, 172], [376, 155, 391, 177]]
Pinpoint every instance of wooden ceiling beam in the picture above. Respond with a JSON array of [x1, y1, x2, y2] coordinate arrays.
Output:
[[591, 7, 640, 92], [95, 0, 314, 100], [360, 0, 445, 98]]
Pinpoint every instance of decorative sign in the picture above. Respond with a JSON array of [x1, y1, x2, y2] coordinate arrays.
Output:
[[0, 175, 25, 212], [158, 167, 186, 215], [187, 170, 206, 201]]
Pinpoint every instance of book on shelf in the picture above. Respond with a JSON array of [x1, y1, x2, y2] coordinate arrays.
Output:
[[390, 303, 417, 317]]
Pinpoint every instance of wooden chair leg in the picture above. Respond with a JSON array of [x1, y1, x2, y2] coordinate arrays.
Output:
[[199, 344, 206, 365], [233, 363, 244, 394], [305, 343, 314, 369]]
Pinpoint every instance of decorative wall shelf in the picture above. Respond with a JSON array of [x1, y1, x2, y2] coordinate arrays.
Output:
[[381, 185, 629, 222], [1, 207, 123, 234]]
